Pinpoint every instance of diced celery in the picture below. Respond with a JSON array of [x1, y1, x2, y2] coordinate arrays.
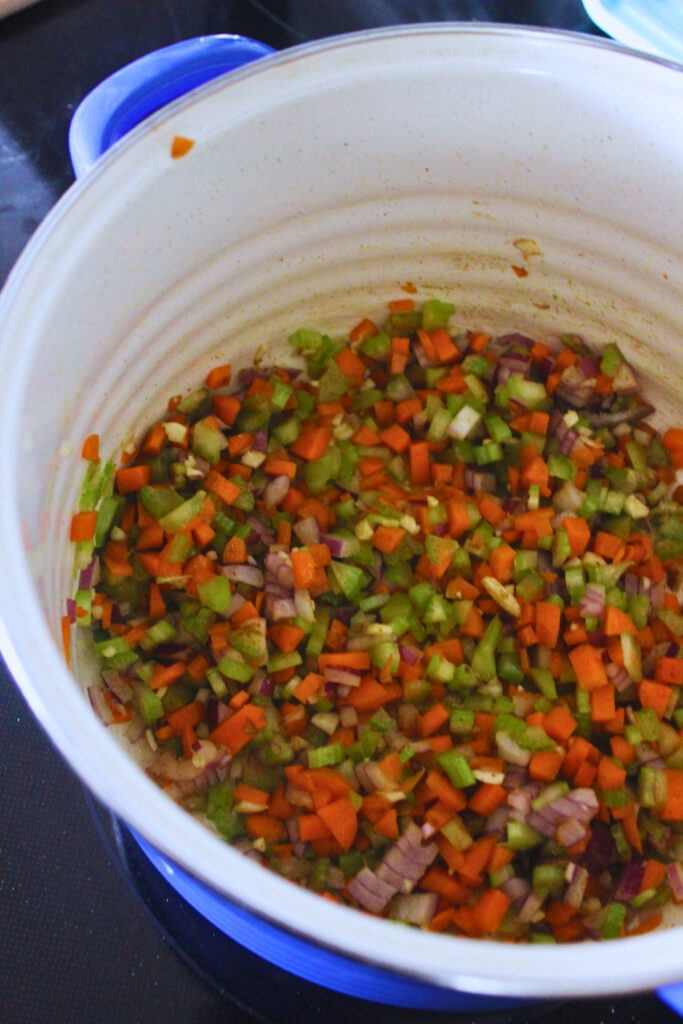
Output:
[[437, 749, 476, 788]]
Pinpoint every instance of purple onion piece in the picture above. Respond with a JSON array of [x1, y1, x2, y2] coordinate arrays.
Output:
[[88, 684, 115, 726], [293, 516, 321, 546], [614, 860, 646, 901], [219, 564, 265, 587], [264, 474, 290, 508]]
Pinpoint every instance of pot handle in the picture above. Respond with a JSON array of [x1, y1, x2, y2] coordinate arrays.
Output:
[[68, 34, 274, 179], [659, 984, 683, 1017]]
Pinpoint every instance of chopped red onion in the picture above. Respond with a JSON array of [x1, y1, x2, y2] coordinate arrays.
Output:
[[564, 864, 589, 908], [264, 474, 290, 508], [88, 684, 115, 725], [518, 890, 544, 924], [389, 892, 439, 927], [265, 550, 295, 589], [502, 877, 531, 905], [102, 670, 133, 704], [412, 339, 431, 368], [483, 805, 509, 836], [464, 469, 496, 493], [293, 516, 321, 546], [66, 598, 77, 624], [78, 556, 101, 590], [557, 817, 587, 848], [497, 730, 532, 767], [579, 583, 606, 619], [219, 564, 265, 588], [580, 824, 617, 876], [398, 643, 421, 665], [347, 867, 396, 914], [321, 534, 347, 558], [253, 429, 268, 452], [667, 862, 683, 901], [556, 364, 596, 408], [246, 517, 276, 546], [606, 662, 631, 692], [614, 860, 646, 901], [294, 588, 316, 622], [611, 360, 640, 395], [269, 597, 298, 621], [324, 666, 362, 687]]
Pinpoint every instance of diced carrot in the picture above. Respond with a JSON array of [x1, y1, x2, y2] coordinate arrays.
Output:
[[604, 606, 637, 636], [472, 888, 511, 936], [638, 678, 673, 719], [569, 644, 608, 691], [590, 683, 616, 723], [529, 750, 563, 782], [535, 601, 562, 648], [115, 464, 151, 494], [81, 433, 100, 460]]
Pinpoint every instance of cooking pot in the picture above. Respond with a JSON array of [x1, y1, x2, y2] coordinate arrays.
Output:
[[0, 23, 682, 1012]]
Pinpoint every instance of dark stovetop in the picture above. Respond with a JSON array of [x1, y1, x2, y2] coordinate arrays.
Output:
[[0, 2, 679, 1023]]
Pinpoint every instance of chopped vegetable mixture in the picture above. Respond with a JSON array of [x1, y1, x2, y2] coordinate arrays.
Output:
[[66, 297, 683, 943]]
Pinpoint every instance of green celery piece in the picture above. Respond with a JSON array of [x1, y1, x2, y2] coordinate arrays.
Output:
[[328, 560, 365, 602], [409, 581, 437, 615], [217, 656, 253, 683], [601, 903, 626, 940], [197, 575, 232, 613], [192, 419, 223, 464], [506, 820, 542, 850], [462, 354, 490, 378], [498, 653, 524, 686], [78, 459, 116, 512], [167, 532, 192, 564], [231, 621, 267, 661], [140, 618, 177, 651], [422, 299, 455, 331], [390, 310, 422, 333], [436, 749, 476, 788], [308, 744, 346, 769], [427, 653, 456, 684], [450, 707, 475, 735], [206, 667, 228, 698], [473, 441, 503, 465], [520, 726, 554, 751], [267, 650, 303, 673], [272, 415, 301, 445], [360, 331, 391, 361], [132, 680, 163, 726], [450, 663, 479, 688], [547, 452, 575, 481], [484, 413, 512, 443], [552, 526, 572, 568], [305, 447, 342, 495], [440, 817, 473, 851], [139, 485, 184, 524], [74, 589, 93, 627], [94, 495, 125, 547], [94, 636, 137, 670], [371, 642, 400, 674], [532, 863, 565, 896], [385, 374, 415, 402], [177, 386, 210, 416], [531, 667, 557, 700], [318, 360, 349, 403], [600, 343, 623, 378], [270, 376, 293, 411], [471, 615, 501, 681], [657, 610, 683, 637], [236, 393, 271, 432], [157, 490, 206, 532], [497, 378, 548, 410]]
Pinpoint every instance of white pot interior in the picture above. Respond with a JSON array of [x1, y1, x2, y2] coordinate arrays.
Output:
[[0, 25, 682, 997]]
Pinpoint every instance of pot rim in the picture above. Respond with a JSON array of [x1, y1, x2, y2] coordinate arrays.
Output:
[[1, 23, 683, 999]]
